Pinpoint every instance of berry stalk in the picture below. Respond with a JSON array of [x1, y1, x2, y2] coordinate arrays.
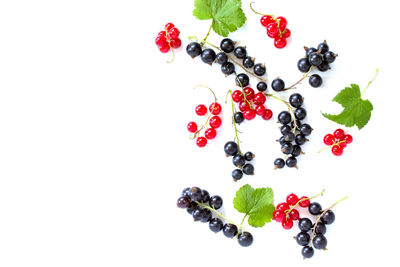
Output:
[[249, 2, 284, 36], [266, 93, 299, 132], [227, 90, 242, 154], [361, 68, 379, 97], [318, 140, 346, 153], [284, 67, 314, 90], [285, 189, 325, 215], [195, 201, 241, 229]]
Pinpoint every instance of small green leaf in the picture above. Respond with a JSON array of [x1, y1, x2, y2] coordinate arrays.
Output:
[[193, 0, 247, 37], [233, 184, 274, 228]]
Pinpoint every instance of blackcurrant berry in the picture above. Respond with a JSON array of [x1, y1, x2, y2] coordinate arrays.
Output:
[[177, 196, 191, 208], [243, 57, 254, 68], [296, 232, 311, 246], [221, 62, 235, 75], [186, 201, 198, 215], [209, 195, 223, 209], [280, 124, 293, 135], [201, 190, 210, 203], [201, 49, 216, 64], [186, 42, 202, 58], [200, 208, 212, 223], [278, 136, 286, 145], [321, 210, 335, 224], [274, 158, 285, 169], [209, 218, 223, 233], [313, 234, 328, 249], [220, 38, 234, 53], [300, 124, 312, 136], [234, 112, 244, 124], [309, 74, 322, 87], [278, 111, 291, 124], [284, 132, 295, 142], [292, 145, 302, 157], [289, 93, 303, 108], [182, 187, 190, 197], [286, 156, 297, 168], [308, 202, 322, 215], [295, 107, 307, 120], [324, 51, 336, 63], [291, 120, 302, 129], [192, 206, 205, 222], [297, 58, 311, 73], [257, 81, 267, 92], [317, 41, 329, 54], [223, 223, 238, 238], [271, 78, 285, 92], [216, 52, 228, 64], [244, 151, 254, 161], [301, 246, 314, 258], [308, 52, 323, 66], [232, 154, 246, 167], [295, 134, 306, 145], [235, 73, 249, 87], [243, 163, 254, 175], [305, 47, 317, 57], [233, 46, 247, 59], [298, 218, 313, 232], [189, 187, 202, 202], [281, 142, 294, 155], [238, 232, 253, 247], [314, 222, 327, 234], [224, 141, 238, 156], [254, 63, 266, 76], [232, 169, 243, 180], [317, 61, 330, 72]]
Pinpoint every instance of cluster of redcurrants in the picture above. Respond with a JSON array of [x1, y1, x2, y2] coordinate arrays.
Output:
[[187, 102, 222, 147], [297, 41, 337, 87], [177, 187, 253, 247], [154, 23, 182, 53], [323, 129, 353, 156], [274, 93, 311, 169], [260, 15, 291, 48], [224, 141, 255, 181], [232, 86, 272, 122], [272, 193, 311, 230]]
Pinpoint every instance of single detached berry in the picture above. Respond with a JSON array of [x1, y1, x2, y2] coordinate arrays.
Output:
[[257, 81, 268, 92], [271, 78, 285, 91], [309, 74, 323, 87]]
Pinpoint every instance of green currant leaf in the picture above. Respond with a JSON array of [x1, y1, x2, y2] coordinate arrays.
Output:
[[193, 0, 247, 37]]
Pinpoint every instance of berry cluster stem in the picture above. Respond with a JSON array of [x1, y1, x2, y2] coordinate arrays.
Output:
[[201, 23, 213, 45], [284, 67, 314, 90], [266, 93, 299, 131], [249, 2, 284, 36], [227, 90, 242, 154], [164, 26, 175, 63], [318, 140, 346, 153], [196, 201, 241, 229], [361, 68, 379, 97], [285, 189, 325, 215]]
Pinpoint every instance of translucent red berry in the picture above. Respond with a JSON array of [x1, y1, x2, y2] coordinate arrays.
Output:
[[343, 134, 353, 144], [253, 92, 266, 105], [276, 16, 287, 30], [274, 38, 287, 49], [286, 193, 299, 206], [333, 129, 345, 139], [260, 15, 274, 27], [288, 209, 300, 221], [273, 209, 285, 222], [323, 134, 335, 145], [187, 122, 197, 133], [267, 29, 278, 38], [332, 145, 343, 156], [232, 90, 244, 103], [266, 23, 279, 36], [281, 28, 291, 38], [195, 104, 207, 116], [298, 197, 310, 208], [276, 202, 290, 212], [243, 109, 256, 120], [209, 116, 222, 128], [205, 128, 217, 139], [262, 109, 273, 120], [243, 87, 255, 100], [159, 43, 170, 53], [282, 217, 293, 230], [170, 38, 182, 48], [158, 31, 166, 37], [196, 137, 207, 147], [209, 102, 222, 115], [168, 27, 180, 39], [255, 105, 266, 116], [239, 101, 250, 112], [155, 36, 167, 47], [165, 23, 175, 31]]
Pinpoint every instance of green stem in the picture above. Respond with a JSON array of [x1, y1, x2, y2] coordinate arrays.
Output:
[[361, 68, 379, 97], [202, 23, 213, 45], [196, 201, 240, 227], [318, 140, 346, 153], [249, 2, 284, 36], [285, 189, 325, 215], [284, 67, 314, 90], [234, 72, 254, 110]]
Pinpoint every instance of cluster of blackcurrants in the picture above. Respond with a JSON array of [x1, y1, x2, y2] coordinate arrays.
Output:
[[274, 93, 312, 169], [177, 187, 253, 247], [296, 202, 336, 259], [224, 141, 255, 181], [297, 40, 337, 88], [186, 38, 266, 87]]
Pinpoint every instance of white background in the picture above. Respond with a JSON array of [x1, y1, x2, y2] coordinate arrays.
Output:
[[1, 0, 399, 266]]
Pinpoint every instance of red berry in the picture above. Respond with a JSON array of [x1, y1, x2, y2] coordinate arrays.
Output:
[[338, 141, 347, 149], [170, 38, 182, 48], [276, 202, 290, 212], [209, 102, 222, 115], [298, 197, 310, 208], [260, 15, 274, 27], [286, 193, 299, 206], [243, 109, 256, 120], [165, 23, 175, 31], [333, 128, 345, 139], [273, 209, 285, 222], [343, 134, 353, 144], [209, 116, 222, 128], [158, 31, 166, 37], [155, 36, 167, 47], [266, 23, 279, 36], [276, 16, 287, 30], [266, 29, 278, 38], [239, 101, 250, 112], [159, 42, 170, 53], [232, 90, 244, 103], [187, 122, 197, 133], [288, 209, 300, 220], [205, 128, 217, 139], [262, 109, 273, 120], [323, 134, 335, 145], [196, 137, 207, 147], [255, 105, 266, 116], [332, 145, 343, 156], [168, 27, 180, 39], [281, 28, 291, 38], [253, 92, 266, 105], [274, 38, 287, 49], [282, 217, 293, 230], [243, 87, 255, 100], [195, 104, 207, 116]]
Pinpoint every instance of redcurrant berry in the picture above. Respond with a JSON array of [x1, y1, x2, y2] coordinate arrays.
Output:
[[239, 101, 250, 112], [243, 109, 256, 120], [159, 43, 170, 53], [276, 16, 287, 30], [281, 28, 291, 38], [260, 15, 274, 27], [331, 145, 343, 156], [282, 217, 293, 230], [253, 92, 266, 105], [323, 134, 335, 145], [338, 141, 347, 149], [195, 104, 207, 116], [273, 209, 285, 222], [255, 105, 266, 116], [209, 116, 222, 128], [343, 134, 353, 144], [288, 209, 300, 220], [168, 27, 180, 39], [276, 202, 290, 212], [165, 23, 175, 31], [274, 38, 287, 49], [232, 90, 244, 103], [205, 128, 217, 139], [298, 197, 310, 208], [286, 193, 299, 206], [266, 23, 279, 36], [243, 87, 255, 100], [155, 36, 167, 47], [196, 137, 207, 147], [209, 102, 222, 115], [187, 122, 197, 133], [266, 29, 278, 38], [170, 38, 181, 48], [333, 129, 345, 139], [158, 31, 166, 37], [262, 109, 273, 120]]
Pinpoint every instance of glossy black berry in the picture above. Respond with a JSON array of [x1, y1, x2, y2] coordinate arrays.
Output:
[[224, 141, 238, 156], [280, 124, 292, 135], [300, 124, 312, 136], [308, 52, 323, 66], [220, 38, 234, 53], [309, 74, 322, 87], [286, 156, 297, 168], [201, 49, 216, 64], [192, 206, 205, 222], [186, 201, 198, 215], [295, 134, 306, 145], [233, 46, 247, 59], [232, 154, 246, 167], [177, 196, 191, 208], [324, 51, 336, 63], [281, 142, 294, 155], [188, 187, 202, 202], [284, 132, 295, 142], [186, 42, 202, 58], [317, 61, 330, 72], [201, 190, 210, 203], [292, 145, 302, 157], [216, 52, 228, 64], [278, 111, 291, 125], [244, 152, 254, 161], [321, 210, 335, 225], [309, 202, 322, 215], [291, 120, 302, 129], [301, 246, 314, 258], [271, 78, 285, 92], [243, 57, 254, 68], [238, 232, 253, 247], [223, 223, 238, 238], [295, 107, 307, 120], [235, 73, 249, 87], [254, 63, 266, 76], [232, 169, 243, 180], [221, 62, 235, 75], [209, 195, 223, 209], [243, 163, 254, 175], [297, 58, 311, 73], [296, 232, 311, 246], [289, 93, 303, 108], [209, 218, 223, 233], [278, 136, 286, 145], [200, 208, 212, 223], [314, 222, 327, 234], [234, 112, 244, 124], [313, 234, 328, 249], [298, 218, 313, 232], [274, 158, 285, 169], [317, 41, 329, 54], [182, 187, 190, 197], [305, 47, 317, 57], [257, 81, 267, 92]]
